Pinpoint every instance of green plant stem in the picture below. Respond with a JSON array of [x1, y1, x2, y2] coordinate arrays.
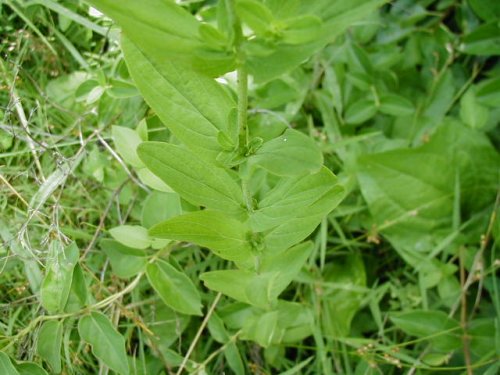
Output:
[[237, 64, 249, 150]]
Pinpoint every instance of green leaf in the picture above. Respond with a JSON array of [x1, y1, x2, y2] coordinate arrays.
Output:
[[236, 0, 274, 35], [100, 239, 147, 278], [37, 320, 63, 373], [264, 185, 345, 253], [0, 352, 19, 375], [460, 89, 489, 130], [242, 311, 279, 348], [468, 0, 500, 20], [40, 241, 79, 314], [15, 362, 48, 375], [344, 98, 377, 124], [201, 270, 253, 305], [202, 242, 313, 307], [224, 343, 245, 375], [379, 94, 415, 117], [64, 263, 88, 312], [112, 126, 144, 168], [141, 192, 182, 229], [251, 167, 343, 231], [282, 15, 323, 45], [78, 312, 129, 375], [476, 77, 500, 107], [109, 225, 151, 250], [86, 0, 200, 58], [146, 259, 202, 316], [321, 253, 367, 337], [390, 310, 461, 351], [137, 142, 244, 212], [149, 210, 253, 266], [122, 38, 236, 159], [461, 22, 500, 56], [249, 128, 323, 176]]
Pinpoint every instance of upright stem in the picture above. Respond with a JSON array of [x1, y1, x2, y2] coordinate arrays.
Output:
[[237, 64, 248, 149], [226, 0, 248, 150]]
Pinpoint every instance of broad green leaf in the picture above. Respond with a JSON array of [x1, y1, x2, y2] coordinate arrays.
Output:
[[37, 320, 63, 373], [344, 98, 377, 124], [460, 89, 489, 130], [246, 0, 387, 82], [146, 259, 202, 316], [251, 167, 343, 231], [379, 94, 415, 117], [100, 239, 147, 278], [224, 343, 245, 375], [109, 225, 151, 250], [236, 0, 274, 35], [107, 79, 139, 99], [78, 312, 129, 375], [264, 186, 345, 253], [321, 253, 367, 337], [64, 263, 88, 312], [476, 77, 500, 107], [148, 304, 191, 350], [282, 15, 323, 45], [122, 38, 236, 159], [259, 242, 314, 301], [112, 126, 144, 168], [461, 22, 500, 56], [136, 168, 173, 192], [201, 270, 253, 305], [202, 242, 313, 307], [137, 142, 244, 212], [40, 241, 79, 314], [85, 0, 200, 58], [15, 362, 48, 375], [468, 0, 500, 20], [0, 352, 19, 375], [141, 192, 182, 228], [390, 310, 461, 351], [468, 319, 496, 358], [242, 311, 279, 348], [248, 128, 323, 176], [149, 210, 253, 266]]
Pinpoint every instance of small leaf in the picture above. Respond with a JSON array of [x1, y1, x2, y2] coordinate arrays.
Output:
[[138, 142, 244, 212], [112, 126, 144, 168], [109, 225, 151, 249], [100, 239, 147, 278], [344, 98, 377, 125], [15, 362, 48, 375], [390, 310, 462, 351], [40, 241, 79, 314], [282, 15, 323, 45], [460, 89, 489, 130], [78, 312, 129, 375], [249, 128, 323, 176], [37, 320, 63, 373], [149, 210, 253, 266], [242, 311, 279, 348], [236, 0, 274, 35], [146, 260, 202, 316], [379, 93, 415, 117], [141, 192, 182, 228], [201, 270, 253, 305], [251, 167, 343, 231], [461, 22, 500, 56], [0, 352, 19, 375]]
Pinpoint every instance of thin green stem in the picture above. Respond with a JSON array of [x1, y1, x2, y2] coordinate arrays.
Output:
[[237, 64, 249, 150]]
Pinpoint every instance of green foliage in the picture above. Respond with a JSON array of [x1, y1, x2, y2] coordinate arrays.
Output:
[[1, 0, 499, 374]]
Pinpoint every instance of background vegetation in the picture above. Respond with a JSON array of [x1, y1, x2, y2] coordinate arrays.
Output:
[[0, 0, 499, 374]]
